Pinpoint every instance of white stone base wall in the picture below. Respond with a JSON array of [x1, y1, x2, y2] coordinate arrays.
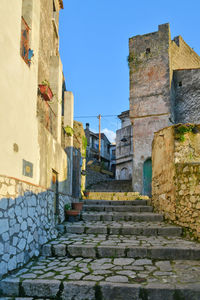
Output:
[[0, 175, 73, 278]]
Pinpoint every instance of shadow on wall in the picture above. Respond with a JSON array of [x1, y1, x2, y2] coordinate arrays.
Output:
[[0, 175, 74, 279]]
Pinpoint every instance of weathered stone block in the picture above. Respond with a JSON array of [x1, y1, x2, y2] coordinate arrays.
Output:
[[62, 281, 95, 300], [68, 245, 96, 258], [0, 278, 19, 296], [53, 244, 66, 256], [0, 219, 9, 235], [0, 198, 8, 210], [22, 279, 60, 298], [98, 246, 126, 258], [100, 282, 140, 300], [127, 247, 148, 258]]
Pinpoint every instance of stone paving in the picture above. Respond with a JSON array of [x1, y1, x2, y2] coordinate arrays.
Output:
[[59, 220, 182, 236], [5, 256, 200, 285], [1, 198, 200, 299], [1, 256, 200, 299]]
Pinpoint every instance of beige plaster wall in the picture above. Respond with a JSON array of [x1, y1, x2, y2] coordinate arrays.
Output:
[[38, 122, 68, 193], [0, 0, 40, 185], [49, 55, 63, 143]]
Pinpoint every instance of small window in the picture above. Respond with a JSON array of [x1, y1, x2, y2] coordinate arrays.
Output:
[[179, 81, 182, 87], [20, 17, 31, 65], [146, 48, 151, 54]]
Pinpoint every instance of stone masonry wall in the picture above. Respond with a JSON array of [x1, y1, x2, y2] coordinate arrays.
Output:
[[173, 68, 200, 124], [152, 125, 200, 241], [152, 126, 176, 220], [86, 168, 110, 188], [175, 163, 200, 238], [129, 24, 171, 194], [170, 36, 200, 73], [0, 175, 73, 278]]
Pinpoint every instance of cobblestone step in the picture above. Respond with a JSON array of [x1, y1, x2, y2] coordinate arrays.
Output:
[[83, 192, 149, 201], [89, 179, 133, 192], [83, 204, 153, 212], [84, 199, 151, 206], [81, 211, 163, 222], [1, 257, 200, 299], [41, 234, 200, 260], [56, 221, 182, 236]]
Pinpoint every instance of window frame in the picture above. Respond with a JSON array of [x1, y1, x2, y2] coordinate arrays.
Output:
[[20, 17, 31, 66]]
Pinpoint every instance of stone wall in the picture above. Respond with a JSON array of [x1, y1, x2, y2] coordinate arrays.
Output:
[[173, 68, 200, 123], [152, 124, 200, 240], [129, 24, 171, 194], [129, 23, 200, 195], [152, 126, 176, 220], [170, 36, 200, 76], [86, 168, 110, 188], [0, 174, 73, 278], [174, 163, 200, 237]]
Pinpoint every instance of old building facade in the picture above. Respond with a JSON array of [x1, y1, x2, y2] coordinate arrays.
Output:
[[116, 110, 133, 180], [84, 123, 111, 169], [129, 23, 200, 195], [0, 0, 76, 277]]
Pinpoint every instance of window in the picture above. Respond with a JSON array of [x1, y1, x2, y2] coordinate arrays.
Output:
[[146, 48, 151, 54], [20, 17, 31, 65], [107, 144, 110, 154]]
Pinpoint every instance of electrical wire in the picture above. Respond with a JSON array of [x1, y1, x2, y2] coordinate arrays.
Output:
[[75, 114, 118, 118]]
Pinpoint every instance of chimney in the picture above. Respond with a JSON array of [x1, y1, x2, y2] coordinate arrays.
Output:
[[86, 123, 89, 130]]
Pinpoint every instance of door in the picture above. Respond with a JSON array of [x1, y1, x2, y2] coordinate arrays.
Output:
[[143, 159, 152, 196]]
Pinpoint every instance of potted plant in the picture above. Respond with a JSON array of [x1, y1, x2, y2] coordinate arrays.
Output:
[[39, 80, 53, 101], [64, 203, 80, 222], [72, 202, 83, 211]]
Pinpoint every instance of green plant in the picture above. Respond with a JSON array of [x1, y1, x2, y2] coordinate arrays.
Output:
[[64, 203, 71, 210], [64, 125, 74, 137], [174, 124, 195, 142], [41, 79, 50, 86], [127, 52, 142, 69]]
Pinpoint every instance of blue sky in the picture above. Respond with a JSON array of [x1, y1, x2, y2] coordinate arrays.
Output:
[[59, 0, 200, 142]]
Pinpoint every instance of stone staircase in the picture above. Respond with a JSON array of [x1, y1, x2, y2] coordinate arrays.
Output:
[[88, 179, 133, 192], [1, 197, 200, 299]]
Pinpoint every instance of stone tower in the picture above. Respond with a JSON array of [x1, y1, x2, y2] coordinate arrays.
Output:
[[129, 23, 200, 195]]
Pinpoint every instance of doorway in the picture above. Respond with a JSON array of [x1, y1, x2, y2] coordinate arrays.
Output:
[[143, 158, 152, 196]]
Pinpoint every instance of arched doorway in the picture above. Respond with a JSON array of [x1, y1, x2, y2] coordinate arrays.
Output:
[[120, 167, 128, 180], [143, 158, 152, 196]]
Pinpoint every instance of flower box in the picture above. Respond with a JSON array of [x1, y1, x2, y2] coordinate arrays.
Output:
[[72, 202, 83, 211], [39, 84, 53, 101]]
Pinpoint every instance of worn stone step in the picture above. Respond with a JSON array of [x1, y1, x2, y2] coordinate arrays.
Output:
[[1, 257, 200, 299], [42, 234, 200, 260], [84, 199, 151, 206], [56, 221, 182, 236], [83, 204, 153, 212], [83, 192, 149, 201], [89, 179, 133, 193], [81, 212, 163, 222]]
